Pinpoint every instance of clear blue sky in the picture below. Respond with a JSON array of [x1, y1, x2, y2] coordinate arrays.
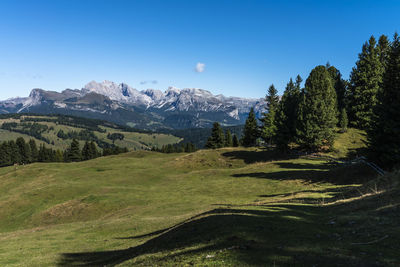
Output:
[[0, 0, 398, 99]]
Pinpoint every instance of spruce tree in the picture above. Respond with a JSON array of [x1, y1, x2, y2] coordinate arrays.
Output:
[[377, 34, 390, 70], [205, 122, 225, 149], [260, 85, 279, 145], [275, 77, 301, 150], [368, 33, 400, 168], [339, 108, 348, 133], [232, 134, 239, 147], [224, 130, 233, 147], [16, 137, 31, 164], [296, 65, 338, 151], [348, 36, 384, 129], [29, 139, 39, 162], [66, 139, 81, 162], [327, 65, 347, 116], [82, 141, 91, 160], [241, 108, 259, 147]]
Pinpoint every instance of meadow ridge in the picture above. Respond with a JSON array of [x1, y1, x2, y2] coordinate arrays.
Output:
[[0, 130, 398, 266]]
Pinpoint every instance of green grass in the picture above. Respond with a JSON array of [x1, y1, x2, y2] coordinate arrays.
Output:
[[0, 115, 180, 151], [1, 146, 398, 266]]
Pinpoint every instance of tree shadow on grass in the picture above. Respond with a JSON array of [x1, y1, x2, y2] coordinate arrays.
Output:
[[57, 203, 388, 266], [221, 148, 297, 164], [232, 162, 377, 186]]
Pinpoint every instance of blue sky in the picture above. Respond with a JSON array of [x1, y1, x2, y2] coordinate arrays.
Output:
[[0, 0, 398, 99]]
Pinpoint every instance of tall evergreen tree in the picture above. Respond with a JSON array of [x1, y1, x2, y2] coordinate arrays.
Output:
[[339, 108, 348, 133], [66, 139, 81, 162], [296, 65, 338, 151], [377, 34, 390, 70], [368, 33, 400, 168], [205, 122, 225, 149], [241, 108, 259, 147], [260, 84, 279, 145], [16, 137, 31, 164], [327, 65, 347, 117], [224, 130, 233, 147], [275, 77, 302, 150], [348, 36, 384, 129], [8, 140, 21, 164], [232, 134, 239, 147], [29, 139, 39, 162]]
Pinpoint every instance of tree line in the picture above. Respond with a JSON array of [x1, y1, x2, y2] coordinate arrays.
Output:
[[206, 33, 400, 169], [0, 137, 128, 167], [152, 142, 198, 153]]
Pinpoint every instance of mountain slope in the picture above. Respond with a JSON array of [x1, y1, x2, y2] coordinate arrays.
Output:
[[0, 81, 266, 129]]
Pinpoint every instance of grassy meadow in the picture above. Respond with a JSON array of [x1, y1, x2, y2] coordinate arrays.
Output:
[[0, 128, 399, 266]]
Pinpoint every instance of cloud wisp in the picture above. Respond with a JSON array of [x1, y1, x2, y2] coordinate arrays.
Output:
[[195, 62, 205, 73]]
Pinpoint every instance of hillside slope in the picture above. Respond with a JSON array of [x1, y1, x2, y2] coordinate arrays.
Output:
[[0, 114, 180, 151], [0, 146, 398, 266]]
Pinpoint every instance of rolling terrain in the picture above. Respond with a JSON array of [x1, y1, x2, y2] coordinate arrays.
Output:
[[0, 130, 398, 266], [0, 114, 181, 151]]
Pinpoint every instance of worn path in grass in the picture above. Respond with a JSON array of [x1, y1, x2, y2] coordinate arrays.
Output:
[[0, 146, 398, 266]]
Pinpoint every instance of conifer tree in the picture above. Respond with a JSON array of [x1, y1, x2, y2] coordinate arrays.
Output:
[[339, 108, 348, 133], [348, 36, 384, 129], [377, 34, 390, 70], [82, 141, 91, 161], [8, 140, 21, 164], [66, 139, 81, 162], [260, 85, 279, 145], [368, 33, 400, 168], [275, 77, 301, 150], [29, 139, 39, 162], [241, 108, 259, 147], [205, 122, 225, 149], [232, 134, 239, 147], [16, 137, 31, 164], [224, 130, 233, 147], [327, 65, 347, 116], [89, 141, 98, 158], [296, 65, 338, 151]]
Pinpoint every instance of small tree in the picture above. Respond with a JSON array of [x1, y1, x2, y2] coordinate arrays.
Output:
[[205, 122, 225, 149], [66, 139, 81, 162], [241, 108, 259, 147], [232, 134, 239, 147], [339, 108, 348, 133], [260, 85, 279, 145], [224, 130, 233, 147]]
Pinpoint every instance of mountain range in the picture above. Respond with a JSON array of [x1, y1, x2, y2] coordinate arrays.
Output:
[[0, 81, 265, 129]]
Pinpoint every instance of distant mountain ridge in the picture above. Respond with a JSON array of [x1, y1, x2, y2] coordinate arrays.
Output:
[[0, 80, 266, 130]]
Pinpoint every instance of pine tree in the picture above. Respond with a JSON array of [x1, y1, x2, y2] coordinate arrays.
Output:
[[327, 65, 347, 116], [232, 134, 239, 147], [377, 34, 390, 70], [275, 77, 302, 150], [241, 108, 259, 147], [82, 141, 91, 160], [16, 137, 31, 164], [368, 33, 400, 168], [260, 85, 279, 145], [224, 130, 233, 147], [348, 36, 384, 129], [8, 140, 21, 164], [89, 141, 98, 158], [339, 108, 348, 133], [296, 65, 338, 151], [205, 122, 225, 149], [29, 139, 39, 162], [66, 139, 81, 162]]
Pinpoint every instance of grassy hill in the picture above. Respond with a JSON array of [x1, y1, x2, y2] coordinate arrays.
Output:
[[0, 129, 398, 266], [0, 114, 181, 151]]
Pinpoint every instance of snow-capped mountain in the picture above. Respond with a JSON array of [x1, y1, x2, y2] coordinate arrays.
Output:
[[0, 80, 266, 129]]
